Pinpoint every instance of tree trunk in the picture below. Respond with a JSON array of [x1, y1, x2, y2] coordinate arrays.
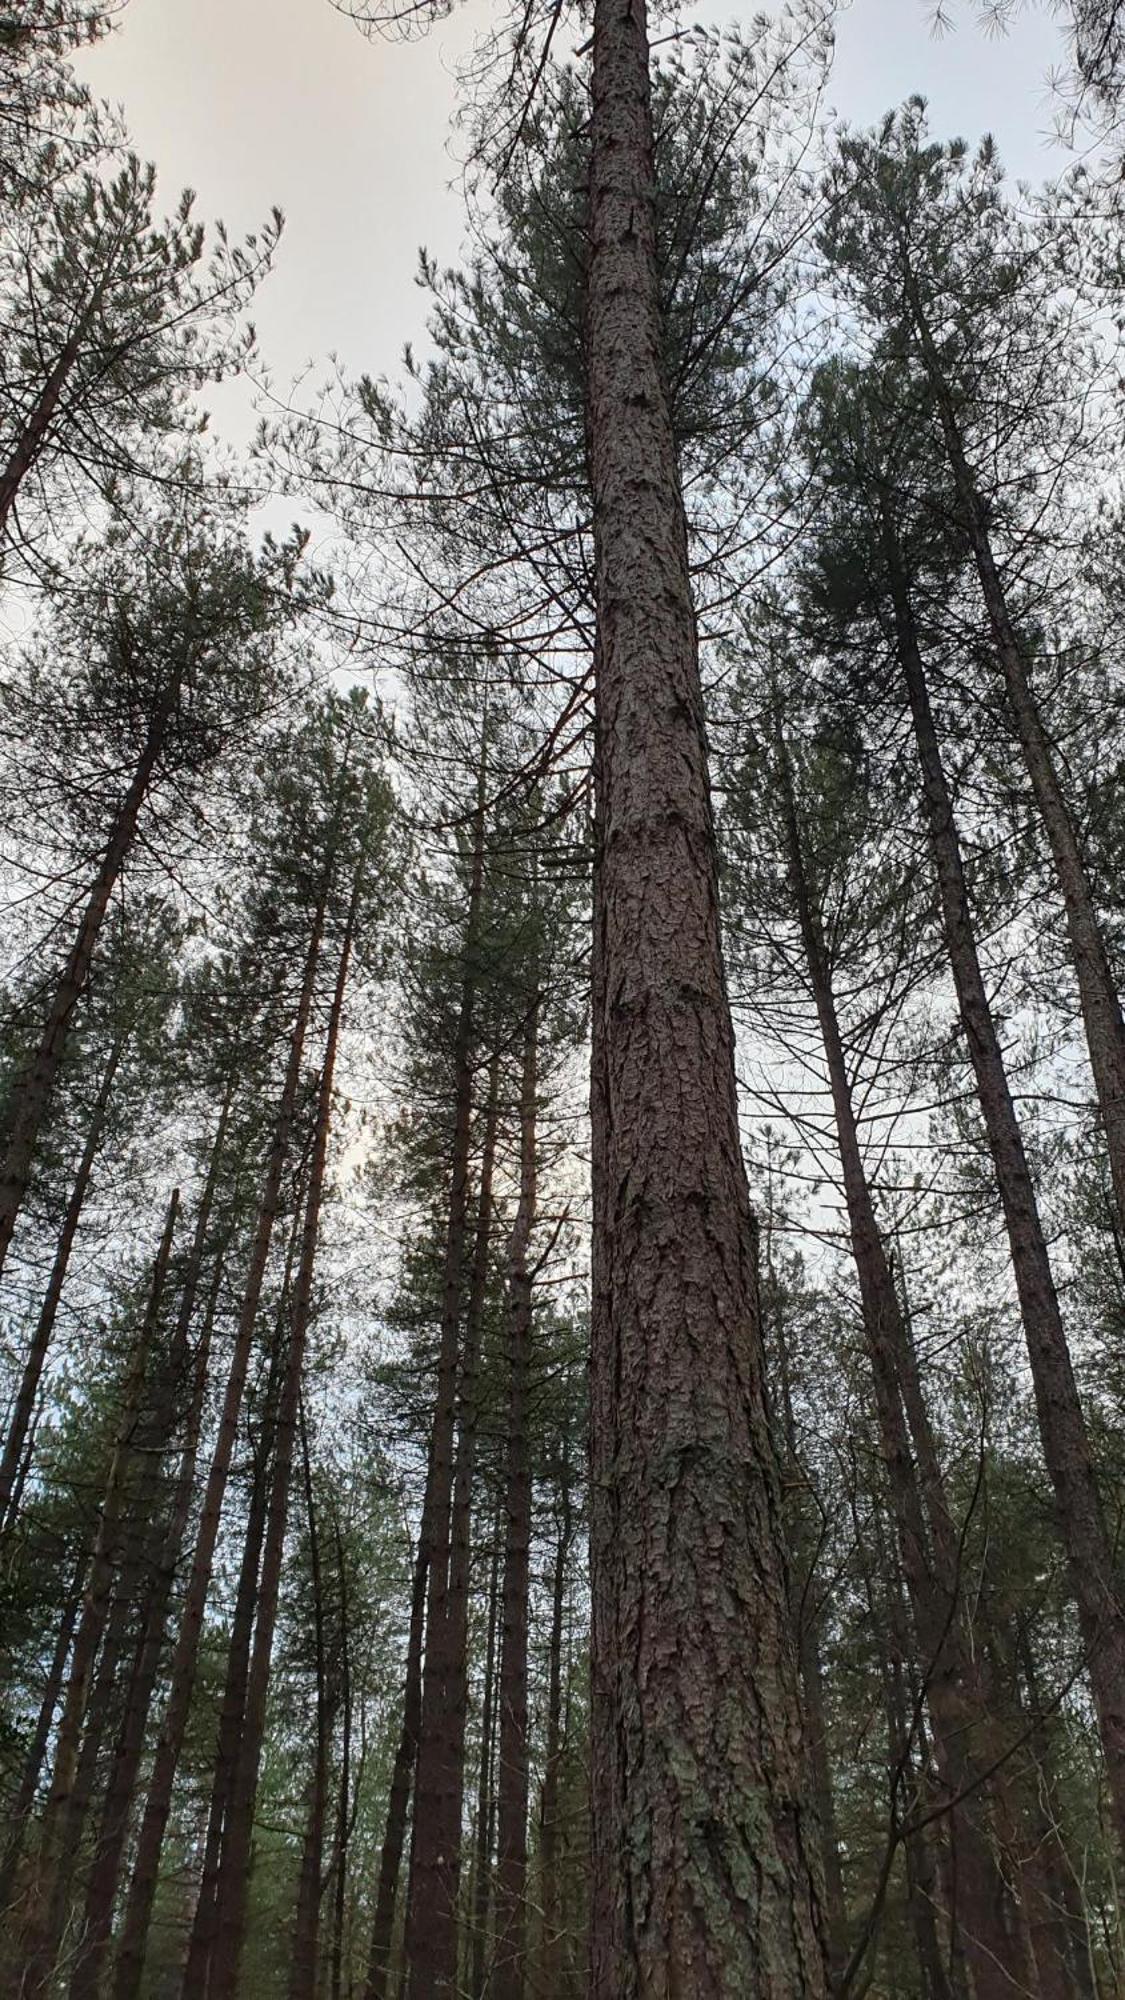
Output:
[[70, 1255, 228, 2000], [23, 1187, 179, 1998], [0, 1030, 126, 1534], [469, 1531, 501, 2000], [289, 1395, 332, 2000], [179, 1203, 303, 2000], [329, 1500, 353, 2000], [112, 891, 329, 2000], [885, 518, 1125, 1863], [774, 721, 1031, 1998], [364, 1536, 428, 2000], [493, 999, 538, 2000], [906, 274, 1125, 1240], [584, 0, 827, 1986], [0, 1552, 86, 1925], [539, 1446, 572, 2000], [68, 1081, 237, 1998], [0, 328, 84, 541], [207, 887, 356, 2000], [0, 693, 175, 1282], [405, 734, 488, 2000]]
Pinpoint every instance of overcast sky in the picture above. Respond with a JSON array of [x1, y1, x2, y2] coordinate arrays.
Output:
[[74, 0, 1072, 441]]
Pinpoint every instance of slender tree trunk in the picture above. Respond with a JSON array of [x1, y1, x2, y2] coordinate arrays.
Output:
[[864, 1499, 956, 2000], [584, 0, 827, 1986], [0, 1553, 86, 1924], [112, 892, 329, 2000], [289, 1396, 332, 2000], [0, 694, 175, 1283], [767, 1253, 848, 1980], [207, 888, 356, 2000], [71, 1230, 229, 2000], [539, 1448, 571, 2000], [179, 1206, 303, 2000], [905, 277, 1125, 1238], [69, 1079, 236, 1995], [1015, 1625, 1094, 2000], [885, 520, 1125, 1862], [329, 1502, 353, 2000], [405, 736, 488, 2000], [0, 329, 84, 540], [23, 1188, 179, 1998], [469, 1533, 501, 2000], [493, 1000, 538, 2000], [0, 1031, 126, 1533], [442, 1045, 500, 1837], [364, 1537, 428, 2000], [774, 723, 1030, 1998]]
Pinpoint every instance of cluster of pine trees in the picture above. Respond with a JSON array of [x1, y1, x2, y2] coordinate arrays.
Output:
[[4, 0, 1125, 1994]]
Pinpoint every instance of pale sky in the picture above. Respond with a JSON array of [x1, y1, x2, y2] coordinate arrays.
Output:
[[73, 0, 1073, 447]]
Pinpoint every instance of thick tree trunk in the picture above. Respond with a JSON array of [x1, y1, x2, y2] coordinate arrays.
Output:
[[112, 893, 328, 2000], [584, 0, 827, 1987], [405, 740, 488, 2000], [886, 524, 1125, 1861], [493, 1001, 538, 2000], [906, 278, 1125, 1238], [775, 725, 1030, 1998], [207, 891, 356, 2000], [0, 695, 174, 1282], [0, 1030, 125, 1533], [23, 1187, 180, 1998]]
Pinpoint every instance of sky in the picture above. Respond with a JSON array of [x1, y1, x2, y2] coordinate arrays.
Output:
[[72, 0, 1076, 440]]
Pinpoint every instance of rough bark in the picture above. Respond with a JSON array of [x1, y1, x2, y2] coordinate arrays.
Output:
[[493, 1000, 538, 2000], [885, 520, 1125, 1862], [111, 892, 328, 2000], [584, 0, 827, 1985], [0, 1030, 125, 1534]]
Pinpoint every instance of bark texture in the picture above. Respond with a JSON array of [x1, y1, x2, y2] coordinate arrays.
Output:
[[584, 0, 828, 1987]]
